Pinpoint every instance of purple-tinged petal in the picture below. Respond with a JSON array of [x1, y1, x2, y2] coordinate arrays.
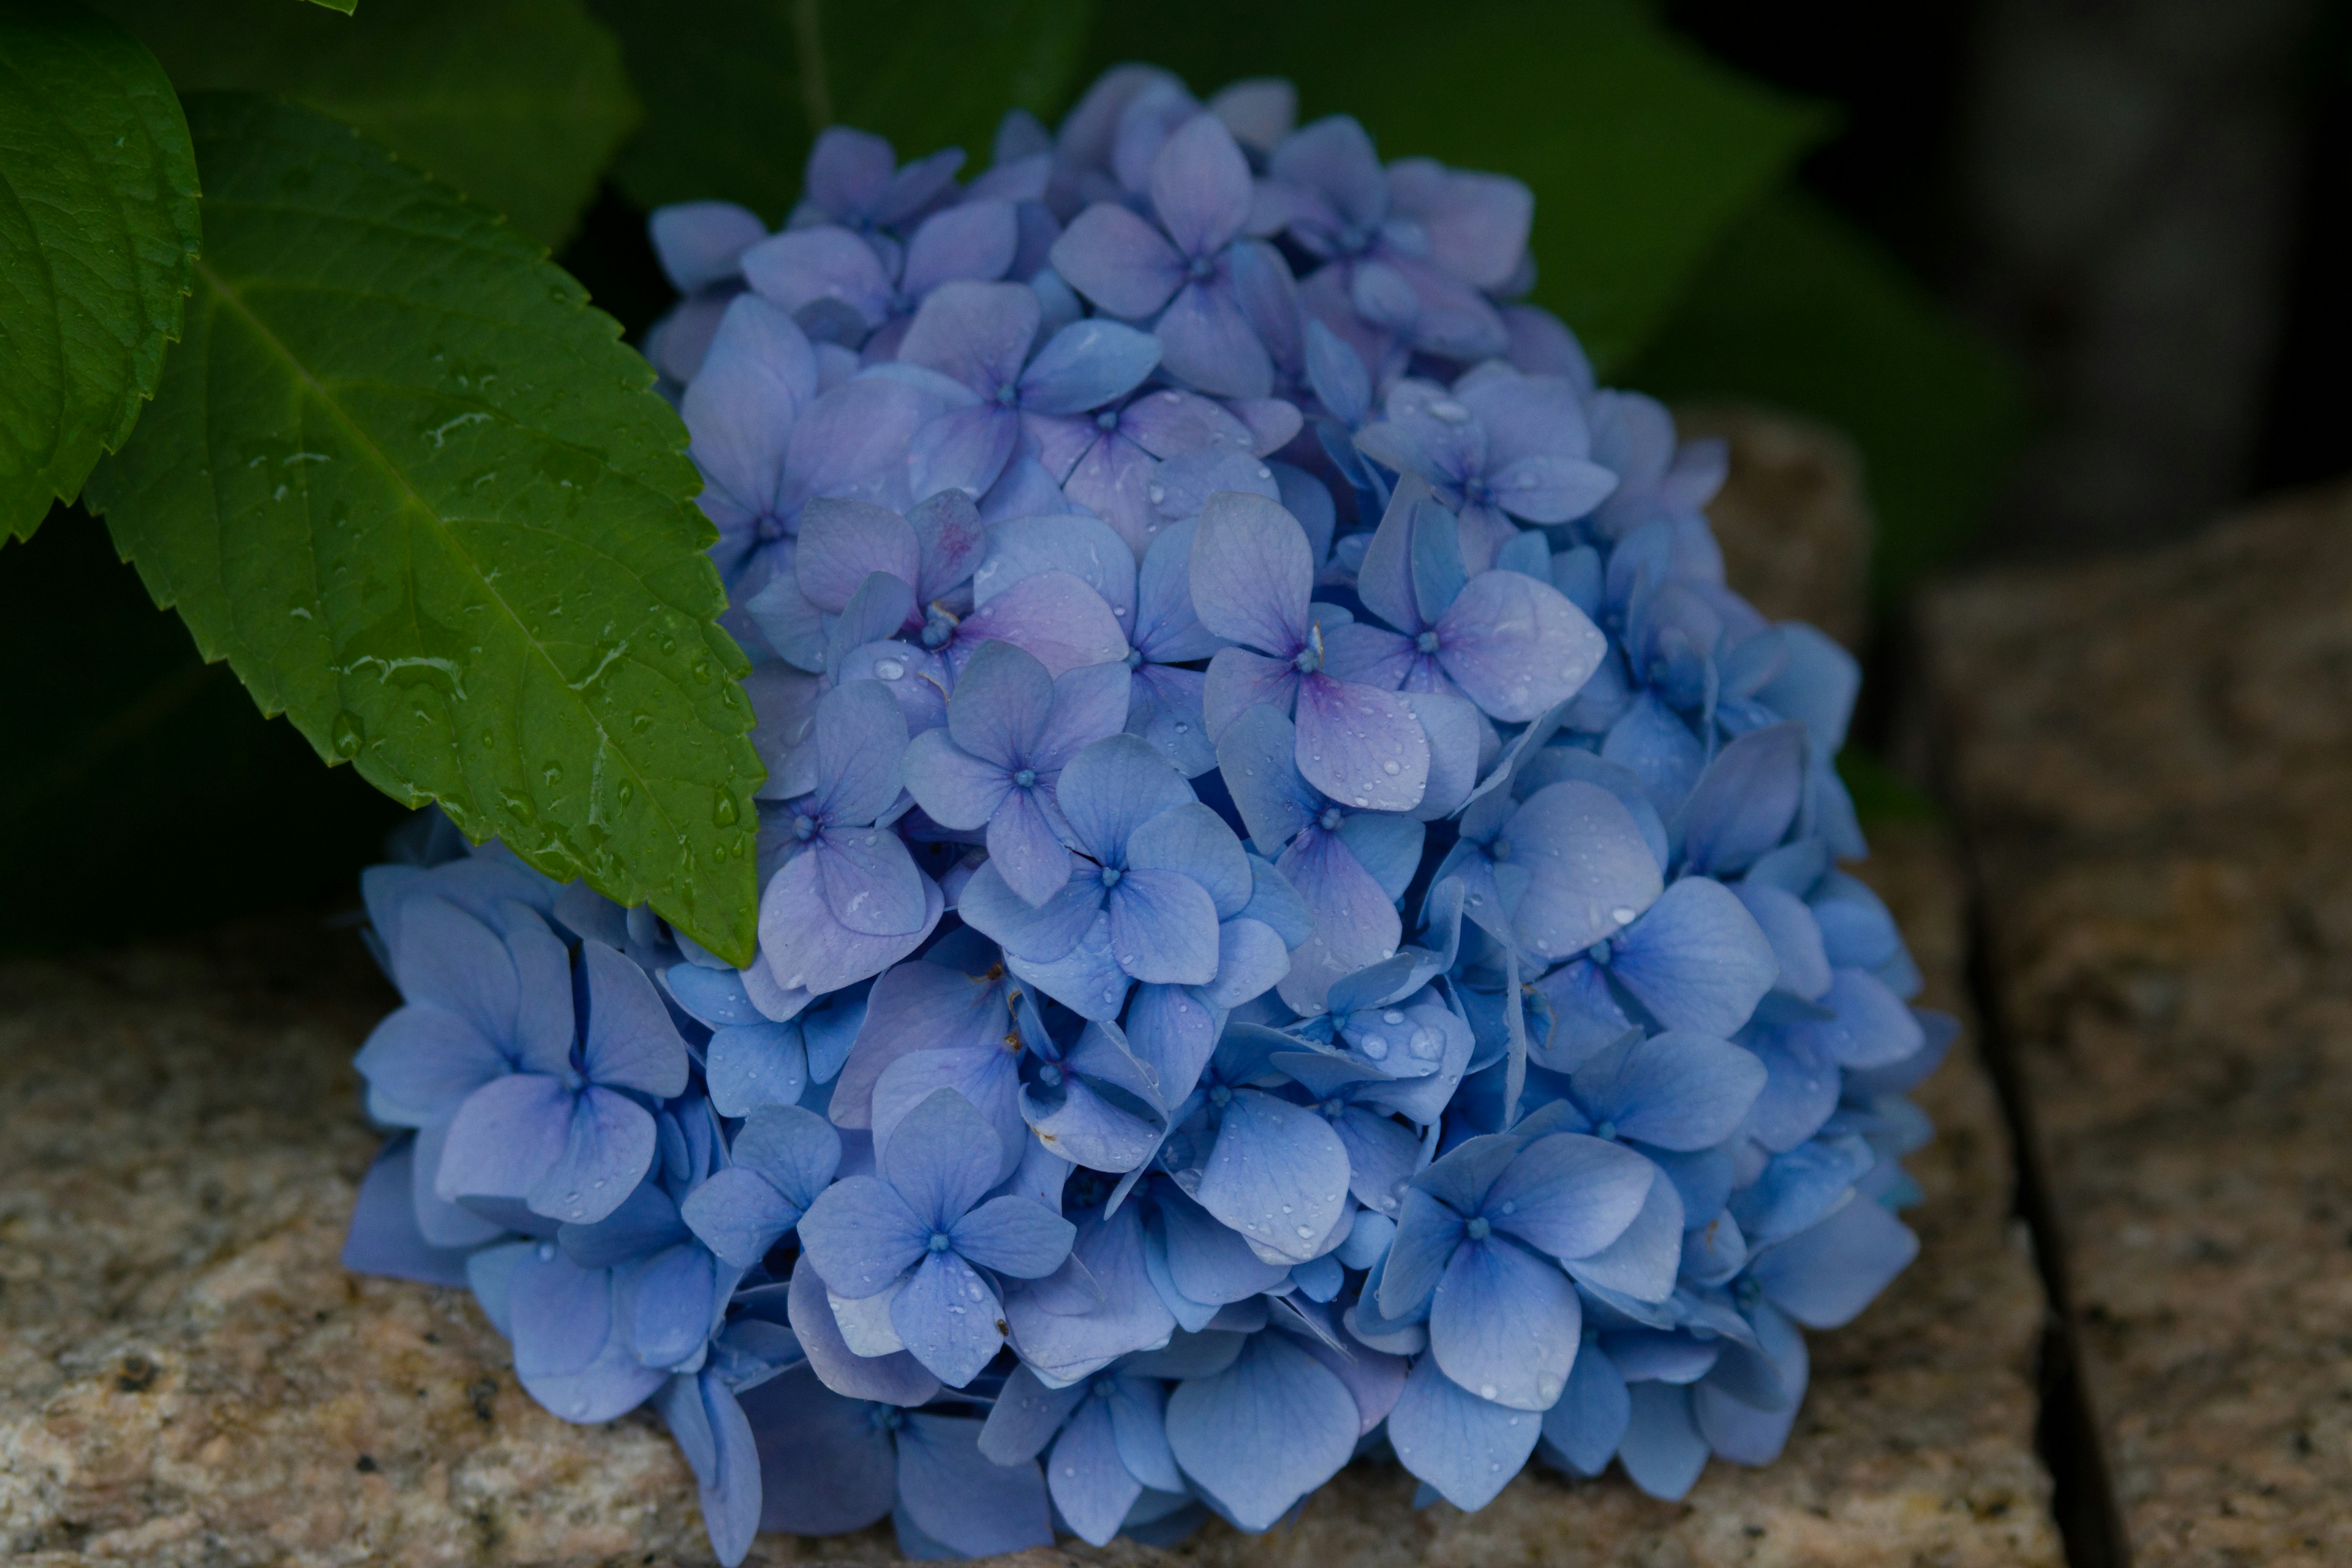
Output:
[[902, 728, 1013, 829], [1212, 704, 1317, 850], [1106, 870, 1221, 985], [973, 514, 1137, 625], [810, 677, 911, 825], [1127, 798, 1251, 914], [793, 499, 919, 612], [869, 145, 967, 227], [1436, 571, 1608, 722], [959, 571, 1132, 675], [903, 198, 1019, 295], [1201, 646, 1302, 742], [652, 200, 766, 291], [956, 860, 1102, 962], [945, 639, 1051, 765], [1294, 673, 1430, 812], [1051, 203, 1186, 317], [950, 1194, 1076, 1277], [989, 788, 1080, 907], [741, 226, 892, 325], [1156, 279, 1274, 399], [1387, 1352, 1543, 1510], [1189, 490, 1311, 654], [908, 402, 1020, 501], [778, 375, 937, 518], [899, 279, 1039, 396], [758, 851, 943, 995], [683, 296, 816, 520], [804, 127, 897, 218], [1387, 160, 1532, 290], [1020, 318, 1163, 414], [1150, 113, 1253, 257], [1129, 662, 1216, 777], [1034, 659, 1135, 770]]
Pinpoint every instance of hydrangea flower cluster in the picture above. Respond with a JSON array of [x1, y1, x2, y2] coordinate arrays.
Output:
[[344, 64, 1947, 1564]]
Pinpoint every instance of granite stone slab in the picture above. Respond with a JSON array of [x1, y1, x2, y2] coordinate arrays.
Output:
[[1924, 480, 2352, 1568]]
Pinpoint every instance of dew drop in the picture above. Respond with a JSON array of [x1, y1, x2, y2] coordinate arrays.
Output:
[[874, 658, 905, 680], [1381, 760, 1400, 775], [1479, 1383, 1499, 1400], [715, 794, 739, 826], [1611, 907, 1635, 925], [329, 711, 364, 760], [1431, 399, 1471, 424]]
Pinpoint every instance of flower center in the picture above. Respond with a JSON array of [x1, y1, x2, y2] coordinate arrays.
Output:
[[1012, 767, 1038, 788], [1416, 630, 1442, 654], [1096, 409, 1121, 430], [1125, 647, 1145, 668], [754, 512, 789, 543], [1594, 1120, 1618, 1142], [1319, 807, 1344, 832], [1208, 1084, 1233, 1107], [870, 1405, 903, 1433], [1466, 1216, 1492, 1240], [1037, 1061, 1063, 1086], [1186, 252, 1218, 282], [921, 605, 959, 648], [1099, 865, 1123, 888], [1488, 838, 1511, 862], [1735, 1276, 1763, 1309], [927, 1232, 953, 1254], [792, 813, 817, 841], [995, 381, 1020, 406], [1586, 939, 1614, 966]]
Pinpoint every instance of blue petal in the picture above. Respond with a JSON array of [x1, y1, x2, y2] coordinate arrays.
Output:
[[341, 1136, 473, 1287], [950, 1195, 1076, 1277], [681, 1167, 804, 1270], [1003, 1204, 1178, 1385], [1484, 1133, 1654, 1261], [705, 1022, 808, 1118], [1676, 721, 1804, 876], [1540, 1343, 1629, 1476], [784, 1257, 940, 1406], [1377, 1186, 1466, 1319], [1608, 876, 1778, 1037], [1600, 691, 1706, 821], [654, 1371, 763, 1566], [1733, 881, 1833, 1000], [1195, 1088, 1351, 1261], [1385, 1353, 1542, 1510], [881, 1088, 1007, 1227], [1749, 1194, 1918, 1327], [1157, 1186, 1290, 1304], [1214, 705, 1316, 849], [627, 1241, 717, 1368], [527, 1084, 658, 1226], [895, 1412, 1055, 1556], [1562, 1166, 1684, 1302], [1020, 318, 1164, 414], [1616, 1382, 1710, 1499], [1126, 799, 1252, 916], [891, 1249, 1006, 1387], [1569, 1031, 1767, 1152], [977, 1363, 1088, 1463], [1506, 780, 1665, 962], [1189, 490, 1311, 655], [1049, 1396, 1145, 1545], [1163, 1333, 1359, 1529], [739, 1365, 898, 1532], [1429, 1237, 1581, 1409], [795, 1174, 930, 1298]]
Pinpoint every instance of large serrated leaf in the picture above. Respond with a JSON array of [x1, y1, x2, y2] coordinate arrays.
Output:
[[592, 0, 1096, 222], [85, 95, 764, 962], [0, 0, 199, 541], [1079, 0, 1830, 374], [91, 0, 637, 249]]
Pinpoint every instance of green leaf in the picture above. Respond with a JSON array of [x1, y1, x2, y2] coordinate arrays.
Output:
[[83, 95, 764, 962], [304, 0, 356, 12], [0, 0, 198, 541], [1621, 190, 2026, 602], [89, 0, 637, 248], [592, 0, 1096, 222], [1077, 0, 1830, 372]]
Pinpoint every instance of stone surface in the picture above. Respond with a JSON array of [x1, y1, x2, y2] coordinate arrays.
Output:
[[1924, 478, 2352, 1567], [1683, 403, 1874, 650], [0, 826, 2057, 1568]]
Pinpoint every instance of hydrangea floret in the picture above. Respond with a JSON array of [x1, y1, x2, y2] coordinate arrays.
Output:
[[344, 62, 1945, 1564]]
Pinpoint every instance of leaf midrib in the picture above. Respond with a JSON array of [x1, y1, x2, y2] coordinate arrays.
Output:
[[187, 249, 696, 894]]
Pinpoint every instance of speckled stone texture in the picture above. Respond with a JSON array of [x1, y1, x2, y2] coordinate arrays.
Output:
[[0, 415, 2057, 1567], [1924, 479, 2352, 1568], [1683, 404, 1874, 651]]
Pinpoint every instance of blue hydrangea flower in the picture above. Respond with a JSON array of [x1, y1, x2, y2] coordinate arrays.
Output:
[[796, 1088, 1076, 1384], [344, 61, 1947, 1562]]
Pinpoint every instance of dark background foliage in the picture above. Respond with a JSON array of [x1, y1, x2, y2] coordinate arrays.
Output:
[[8, 0, 2346, 952]]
